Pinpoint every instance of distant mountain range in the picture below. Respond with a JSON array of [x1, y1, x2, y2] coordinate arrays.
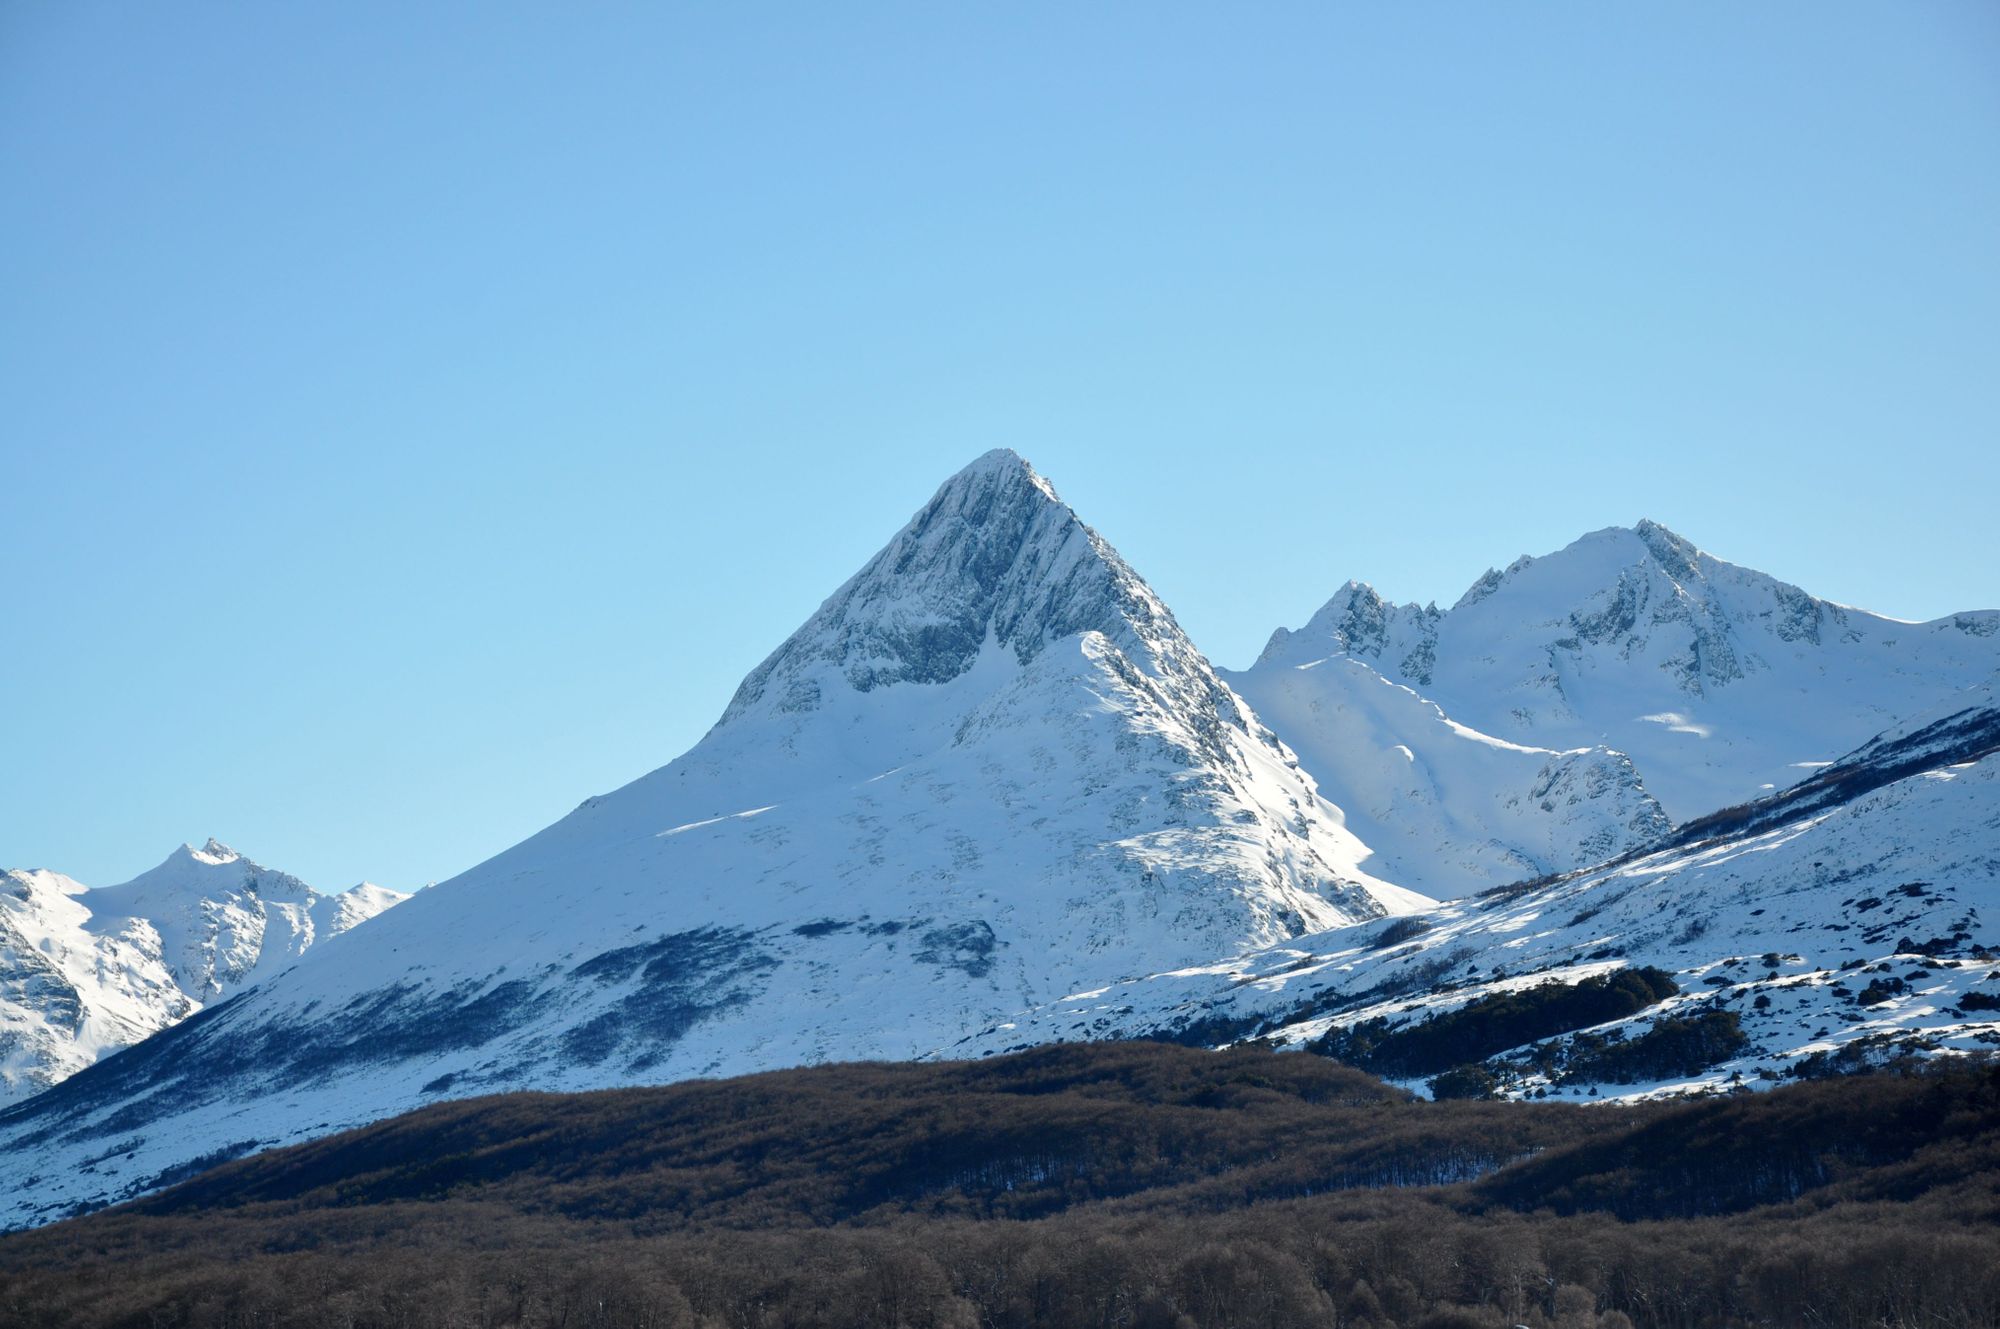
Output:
[[1245, 518, 1997, 868], [0, 841, 404, 1104], [1, 450, 1993, 1229]]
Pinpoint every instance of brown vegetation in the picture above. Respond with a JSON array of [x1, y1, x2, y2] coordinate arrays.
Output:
[[1, 1042, 1995, 1329]]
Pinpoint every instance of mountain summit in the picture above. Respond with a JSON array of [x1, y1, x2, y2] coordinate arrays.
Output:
[[700, 451, 1289, 799], [0, 453, 1420, 1228], [724, 449, 1164, 713]]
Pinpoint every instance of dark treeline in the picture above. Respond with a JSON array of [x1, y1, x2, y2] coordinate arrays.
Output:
[[1, 1043, 1995, 1329], [1309, 968, 1682, 1081], [1549, 1011, 1750, 1088]]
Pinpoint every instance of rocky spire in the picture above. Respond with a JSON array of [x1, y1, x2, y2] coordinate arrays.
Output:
[[720, 450, 1180, 722]]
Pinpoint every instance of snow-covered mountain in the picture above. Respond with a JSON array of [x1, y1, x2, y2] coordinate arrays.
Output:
[[0, 450, 1422, 1228], [965, 677, 2000, 1098], [0, 842, 404, 1105], [0, 869, 189, 1106], [82, 840, 405, 1004], [5, 476, 1993, 1230], [1225, 651, 1670, 898], [1234, 522, 2000, 894]]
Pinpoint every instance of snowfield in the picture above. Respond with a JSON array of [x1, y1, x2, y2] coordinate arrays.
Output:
[[1227, 650, 1670, 898]]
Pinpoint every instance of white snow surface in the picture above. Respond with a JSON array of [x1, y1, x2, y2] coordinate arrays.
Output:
[[1254, 524, 2000, 829], [0, 450, 1419, 1228], [0, 842, 405, 1105], [1225, 653, 1670, 898], [956, 694, 2000, 1101]]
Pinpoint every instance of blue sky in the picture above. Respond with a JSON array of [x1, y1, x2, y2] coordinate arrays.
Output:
[[4, 3, 1996, 891]]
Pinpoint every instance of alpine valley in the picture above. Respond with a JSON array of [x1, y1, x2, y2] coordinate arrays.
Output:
[[2, 451, 1995, 1233]]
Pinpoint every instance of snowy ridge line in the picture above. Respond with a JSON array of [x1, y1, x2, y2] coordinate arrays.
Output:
[[1660, 689, 2000, 852], [1251, 521, 2000, 837]]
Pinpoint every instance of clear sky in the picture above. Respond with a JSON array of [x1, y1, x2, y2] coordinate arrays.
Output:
[[4, 3, 1996, 892]]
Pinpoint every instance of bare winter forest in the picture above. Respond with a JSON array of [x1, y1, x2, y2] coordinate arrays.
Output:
[[2, 1043, 1995, 1329]]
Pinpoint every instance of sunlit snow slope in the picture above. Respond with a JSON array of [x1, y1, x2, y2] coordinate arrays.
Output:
[[1227, 652, 1670, 898], [0, 450, 1420, 1228]]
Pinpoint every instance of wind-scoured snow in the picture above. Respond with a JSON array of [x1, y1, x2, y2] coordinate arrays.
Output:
[[0, 450, 1418, 1229]]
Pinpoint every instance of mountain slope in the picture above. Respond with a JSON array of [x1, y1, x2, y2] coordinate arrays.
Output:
[[1225, 649, 1670, 897], [0, 869, 190, 1105], [1254, 524, 2000, 825], [0, 844, 405, 1106], [969, 680, 2000, 1096], [0, 450, 1422, 1228]]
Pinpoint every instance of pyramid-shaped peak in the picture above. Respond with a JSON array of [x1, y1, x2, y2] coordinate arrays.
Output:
[[955, 447, 1038, 480], [921, 448, 1060, 512], [138, 840, 242, 875], [904, 447, 1065, 540], [1631, 516, 1685, 541], [1255, 579, 1442, 672], [88, 839, 281, 914], [1296, 581, 1389, 633], [107, 840, 318, 900], [341, 881, 408, 901], [1290, 580, 1420, 630], [720, 452, 1176, 723]]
